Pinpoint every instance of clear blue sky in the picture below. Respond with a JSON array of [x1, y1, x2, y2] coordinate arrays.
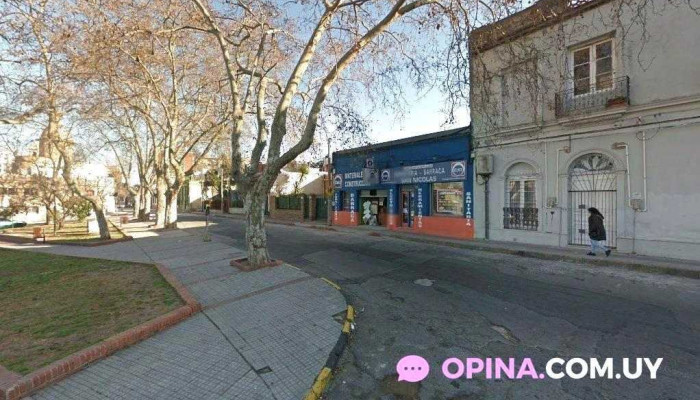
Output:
[[366, 86, 470, 143]]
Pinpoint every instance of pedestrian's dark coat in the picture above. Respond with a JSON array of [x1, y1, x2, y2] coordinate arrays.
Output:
[[588, 212, 607, 241]]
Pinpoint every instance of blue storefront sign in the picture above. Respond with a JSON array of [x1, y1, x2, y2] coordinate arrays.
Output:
[[338, 160, 467, 189]]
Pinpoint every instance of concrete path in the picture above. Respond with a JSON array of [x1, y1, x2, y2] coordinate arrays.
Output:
[[2, 220, 346, 400]]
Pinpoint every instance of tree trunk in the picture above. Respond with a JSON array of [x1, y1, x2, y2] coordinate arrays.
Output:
[[140, 190, 151, 221], [244, 188, 271, 267], [93, 205, 111, 240], [132, 188, 141, 219], [155, 177, 167, 227], [164, 189, 179, 229]]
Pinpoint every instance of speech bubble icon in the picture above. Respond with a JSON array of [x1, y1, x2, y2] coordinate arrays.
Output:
[[396, 355, 430, 382]]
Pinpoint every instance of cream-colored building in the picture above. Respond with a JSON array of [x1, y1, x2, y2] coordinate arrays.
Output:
[[469, 0, 700, 260]]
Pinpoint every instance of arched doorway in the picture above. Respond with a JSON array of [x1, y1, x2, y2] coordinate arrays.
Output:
[[568, 153, 617, 247]]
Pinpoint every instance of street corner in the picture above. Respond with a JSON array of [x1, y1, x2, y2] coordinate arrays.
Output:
[[304, 303, 356, 400]]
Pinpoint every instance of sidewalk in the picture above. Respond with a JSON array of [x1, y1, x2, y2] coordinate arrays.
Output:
[[200, 210, 700, 279], [1, 219, 346, 400]]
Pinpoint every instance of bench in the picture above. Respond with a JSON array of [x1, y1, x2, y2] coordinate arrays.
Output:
[[33, 227, 46, 243]]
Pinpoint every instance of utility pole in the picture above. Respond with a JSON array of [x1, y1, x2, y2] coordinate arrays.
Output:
[[220, 167, 224, 213], [326, 137, 332, 226]]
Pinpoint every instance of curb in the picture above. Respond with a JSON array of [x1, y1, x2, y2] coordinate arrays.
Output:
[[193, 210, 700, 279], [0, 264, 201, 400], [377, 232, 700, 280], [304, 302, 355, 400]]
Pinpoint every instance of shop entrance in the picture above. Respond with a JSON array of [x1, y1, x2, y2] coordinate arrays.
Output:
[[400, 186, 417, 227], [360, 190, 388, 226]]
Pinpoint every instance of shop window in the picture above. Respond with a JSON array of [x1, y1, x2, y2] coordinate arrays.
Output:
[[431, 182, 464, 217], [504, 162, 538, 230]]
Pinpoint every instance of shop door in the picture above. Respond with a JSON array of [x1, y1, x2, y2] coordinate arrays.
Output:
[[315, 197, 328, 220], [400, 189, 415, 227]]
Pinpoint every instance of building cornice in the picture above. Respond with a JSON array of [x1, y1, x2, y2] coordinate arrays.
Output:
[[469, 0, 615, 55]]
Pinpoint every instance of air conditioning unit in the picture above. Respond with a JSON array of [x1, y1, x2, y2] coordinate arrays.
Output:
[[476, 154, 494, 176]]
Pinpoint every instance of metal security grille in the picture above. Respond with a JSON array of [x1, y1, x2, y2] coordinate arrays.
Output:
[[503, 207, 539, 230], [568, 153, 617, 247]]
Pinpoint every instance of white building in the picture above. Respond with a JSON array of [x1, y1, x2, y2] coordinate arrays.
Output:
[[270, 167, 327, 197], [74, 163, 117, 214], [469, 0, 700, 260]]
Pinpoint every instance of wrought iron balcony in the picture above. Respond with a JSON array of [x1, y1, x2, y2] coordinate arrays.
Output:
[[503, 207, 539, 231], [555, 76, 629, 117]]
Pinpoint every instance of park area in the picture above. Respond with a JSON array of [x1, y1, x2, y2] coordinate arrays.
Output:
[[0, 220, 125, 245], [0, 248, 182, 375]]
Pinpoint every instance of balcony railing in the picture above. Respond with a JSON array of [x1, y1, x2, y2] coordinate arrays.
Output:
[[503, 207, 539, 231], [555, 76, 629, 117]]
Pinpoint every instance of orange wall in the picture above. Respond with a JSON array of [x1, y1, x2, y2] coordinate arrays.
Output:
[[334, 212, 474, 239], [333, 211, 359, 226], [386, 214, 400, 229], [413, 215, 474, 239], [385, 214, 474, 239]]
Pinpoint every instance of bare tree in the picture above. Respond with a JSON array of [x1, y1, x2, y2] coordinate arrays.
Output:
[[189, 0, 471, 267], [0, 0, 114, 238], [77, 0, 233, 228]]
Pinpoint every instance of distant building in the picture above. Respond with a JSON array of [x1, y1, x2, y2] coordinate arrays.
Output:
[[268, 165, 328, 222], [0, 149, 117, 223]]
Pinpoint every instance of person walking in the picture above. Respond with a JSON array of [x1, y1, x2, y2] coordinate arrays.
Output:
[[587, 207, 611, 256]]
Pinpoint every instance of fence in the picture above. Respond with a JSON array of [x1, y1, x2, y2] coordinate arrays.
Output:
[[275, 195, 303, 210]]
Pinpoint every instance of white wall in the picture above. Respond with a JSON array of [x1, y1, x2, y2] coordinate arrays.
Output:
[[471, 0, 700, 260], [471, 0, 700, 137]]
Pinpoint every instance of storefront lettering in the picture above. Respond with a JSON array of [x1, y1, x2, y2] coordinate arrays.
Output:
[[340, 160, 466, 189], [344, 171, 363, 179], [465, 191, 473, 226], [345, 180, 369, 188], [350, 193, 356, 222], [334, 191, 340, 222], [388, 188, 395, 213], [417, 187, 423, 228]]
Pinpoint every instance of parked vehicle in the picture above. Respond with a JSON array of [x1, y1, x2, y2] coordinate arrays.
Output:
[[0, 218, 27, 230]]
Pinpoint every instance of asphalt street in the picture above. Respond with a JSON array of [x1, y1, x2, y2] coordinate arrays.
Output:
[[182, 215, 700, 400]]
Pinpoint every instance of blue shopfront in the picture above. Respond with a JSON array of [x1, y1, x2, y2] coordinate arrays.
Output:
[[332, 126, 474, 239]]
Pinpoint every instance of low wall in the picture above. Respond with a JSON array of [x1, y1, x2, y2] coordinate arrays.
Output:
[[269, 195, 304, 222], [332, 211, 359, 226]]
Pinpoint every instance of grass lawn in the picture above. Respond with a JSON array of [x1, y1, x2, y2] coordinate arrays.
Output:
[[1, 219, 125, 244], [0, 248, 183, 375]]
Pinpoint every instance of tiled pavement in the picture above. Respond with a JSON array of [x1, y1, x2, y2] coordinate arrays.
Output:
[[3, 220, 346, 400]]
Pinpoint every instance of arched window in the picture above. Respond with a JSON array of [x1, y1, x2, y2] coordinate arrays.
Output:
[[504, 162, 538, 230]]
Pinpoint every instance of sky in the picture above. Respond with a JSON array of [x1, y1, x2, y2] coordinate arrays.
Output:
[[365, 87, 470, 144]]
